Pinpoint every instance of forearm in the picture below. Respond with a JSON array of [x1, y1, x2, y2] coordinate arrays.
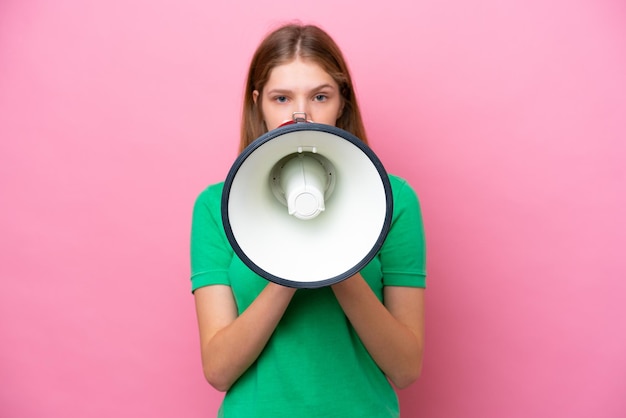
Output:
[[200, 283, 296, 391], [331, 275, 424, 389]]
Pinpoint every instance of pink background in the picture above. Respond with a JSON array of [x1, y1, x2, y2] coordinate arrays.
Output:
[[1, 0, 625, 417]]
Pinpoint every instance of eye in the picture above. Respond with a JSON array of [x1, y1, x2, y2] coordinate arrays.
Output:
[[274, 96, 288, 103], [314, 94, 328, 102]]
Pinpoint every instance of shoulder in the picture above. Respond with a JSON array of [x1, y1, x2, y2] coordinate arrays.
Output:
[[388, 174, 410, 189], [196, 181, 225, 202], [387, 174, 419, 203], [193, 181, 225, 209], [192, 181, 226, 222]]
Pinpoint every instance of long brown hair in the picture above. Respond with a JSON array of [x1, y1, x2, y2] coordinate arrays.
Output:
[[240, 23, 368, 152]]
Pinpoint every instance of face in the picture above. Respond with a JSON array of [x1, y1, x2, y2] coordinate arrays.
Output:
[[253, 58, 344, 131]]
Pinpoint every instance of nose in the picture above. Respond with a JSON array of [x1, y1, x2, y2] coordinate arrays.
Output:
[[294, 98, 312, 122]]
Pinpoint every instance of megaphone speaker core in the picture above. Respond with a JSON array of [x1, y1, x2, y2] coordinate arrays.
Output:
[[280, 154, 327, 220], [291, 192, 320, 219], [271, 152, 336, 220]]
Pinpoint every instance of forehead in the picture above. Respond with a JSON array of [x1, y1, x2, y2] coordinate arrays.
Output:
[[264, 58, 337, 90]]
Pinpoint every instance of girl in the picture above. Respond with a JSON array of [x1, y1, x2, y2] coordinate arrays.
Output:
[[190, 23, 426, 417]]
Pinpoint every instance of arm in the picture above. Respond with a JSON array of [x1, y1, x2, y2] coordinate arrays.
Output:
[[331, 275, 425, 389], [190, 186, 296, 391], [194, 282, 296, 392]]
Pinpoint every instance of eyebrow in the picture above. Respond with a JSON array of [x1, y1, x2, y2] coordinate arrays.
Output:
[[265, 83, 337, 95]]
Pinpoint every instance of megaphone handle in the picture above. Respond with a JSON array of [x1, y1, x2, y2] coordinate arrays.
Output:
[[292, 112, 307, 123]]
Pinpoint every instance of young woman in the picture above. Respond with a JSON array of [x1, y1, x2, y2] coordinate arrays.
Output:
[[190, 23, 427, 417]]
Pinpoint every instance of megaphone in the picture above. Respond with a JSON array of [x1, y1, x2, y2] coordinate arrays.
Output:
[[222, 121, 393, 288]]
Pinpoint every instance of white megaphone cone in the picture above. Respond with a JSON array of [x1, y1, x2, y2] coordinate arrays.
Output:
[[222, 120, 393, 288]]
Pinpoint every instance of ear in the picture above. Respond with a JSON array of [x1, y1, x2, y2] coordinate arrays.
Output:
[[252, 90, 259, 104]]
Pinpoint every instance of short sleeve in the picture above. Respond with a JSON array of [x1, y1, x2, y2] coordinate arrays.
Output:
[[380, 176, 427, 288], [190, 182, 233, 292]]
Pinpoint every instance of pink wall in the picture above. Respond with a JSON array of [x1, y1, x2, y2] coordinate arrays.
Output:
[[1, 0, 624, 417]]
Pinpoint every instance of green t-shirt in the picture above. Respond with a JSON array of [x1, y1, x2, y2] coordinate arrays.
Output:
[[190, 174, 426, 417]]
